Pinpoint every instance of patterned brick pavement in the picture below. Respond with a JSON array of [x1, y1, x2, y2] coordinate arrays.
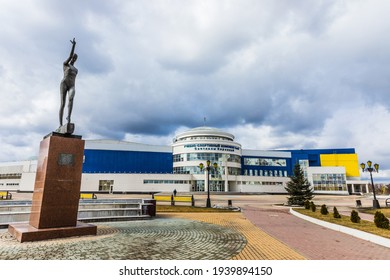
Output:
[[1, 193, 389, 260], [0, 217, 247, 260], [242, 206, 390, 260], [161, 212, 305, 260], [0, 212, 306, 260]]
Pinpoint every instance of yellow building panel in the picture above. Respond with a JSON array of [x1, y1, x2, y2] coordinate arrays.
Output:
[[320, 154, 360, 177]]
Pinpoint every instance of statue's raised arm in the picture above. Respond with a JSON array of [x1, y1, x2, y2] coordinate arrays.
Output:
[[64, 38, 76, 65]]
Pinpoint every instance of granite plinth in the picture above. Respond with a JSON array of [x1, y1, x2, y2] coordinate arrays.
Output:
[[28, 133, 85, 229], [44, 131, 82, 139], [8, 222, 97, 243], [8, 132, 96, 243]]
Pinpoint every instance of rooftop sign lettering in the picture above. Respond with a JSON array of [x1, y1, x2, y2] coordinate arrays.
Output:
[[184, 144, 240, 152]]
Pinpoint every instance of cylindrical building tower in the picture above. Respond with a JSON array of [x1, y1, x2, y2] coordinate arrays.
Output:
[[172, 127, 242, 192]]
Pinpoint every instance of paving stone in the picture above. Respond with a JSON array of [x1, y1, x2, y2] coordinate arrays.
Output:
[[0, 218, 246, 260], [2, 194, 387, 260], [242, 206, 390, 260]]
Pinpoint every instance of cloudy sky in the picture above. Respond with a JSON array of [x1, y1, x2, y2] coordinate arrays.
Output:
[[1, 0, 389, 182]]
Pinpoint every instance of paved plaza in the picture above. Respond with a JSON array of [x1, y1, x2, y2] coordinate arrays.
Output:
[[0, 217, 246, 260], [0, 193, 389, 260]]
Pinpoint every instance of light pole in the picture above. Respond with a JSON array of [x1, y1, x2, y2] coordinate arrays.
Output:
[[199, 160, 218, 208], [360, 160, 380, 209]]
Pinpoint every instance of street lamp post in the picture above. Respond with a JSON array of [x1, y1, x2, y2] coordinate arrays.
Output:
[[360, 160, 380, 209], [199, 160, 218, 208]]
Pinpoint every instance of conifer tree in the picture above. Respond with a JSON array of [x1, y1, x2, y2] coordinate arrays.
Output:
[[333, 206, 341, 218], [285, 163, 314, 206], [320, 204, 329, 215]]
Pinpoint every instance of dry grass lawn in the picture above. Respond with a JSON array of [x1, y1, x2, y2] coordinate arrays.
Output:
[[294, 208, 390, 239]]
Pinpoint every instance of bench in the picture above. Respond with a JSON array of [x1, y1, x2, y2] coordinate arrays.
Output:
[[80, 193, 97, 199], [153, 194, 175, 206], [153, 194, 194, 206], [153, 195, 172, 202], [0, 191, 12, 200]]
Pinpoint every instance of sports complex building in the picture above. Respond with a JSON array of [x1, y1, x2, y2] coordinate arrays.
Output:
[[0, 126, 368, 195]]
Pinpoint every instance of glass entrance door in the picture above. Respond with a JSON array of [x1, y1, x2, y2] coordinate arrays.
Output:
[[210, 181, 225, 192]]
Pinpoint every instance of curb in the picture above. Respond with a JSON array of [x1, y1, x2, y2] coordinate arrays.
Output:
[[289, 208, 390, 249]]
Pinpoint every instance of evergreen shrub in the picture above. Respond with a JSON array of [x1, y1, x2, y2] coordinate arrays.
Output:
[[304, 200, 311, 210], [374, 211, 390, 229], [350, 210, 361, 223], [320, 204, 328, 215], [333, 207, 341, 218], [310, 201, 316, 212]]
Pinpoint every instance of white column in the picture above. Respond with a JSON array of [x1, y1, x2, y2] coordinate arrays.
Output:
[[224, 164, 229, 192]]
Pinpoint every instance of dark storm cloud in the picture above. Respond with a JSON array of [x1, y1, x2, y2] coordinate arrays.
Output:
[[1, 0, 390, 180]]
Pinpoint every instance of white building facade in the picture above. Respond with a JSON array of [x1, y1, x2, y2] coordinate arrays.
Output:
[[0, 127, 368, 195]]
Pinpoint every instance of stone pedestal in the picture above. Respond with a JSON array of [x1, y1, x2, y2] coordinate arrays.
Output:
[[8, 222, 97, 243], [8, 132, 97, 242]]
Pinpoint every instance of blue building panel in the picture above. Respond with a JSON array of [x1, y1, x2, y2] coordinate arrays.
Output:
[[241, 148, 356, 177], [82, 147, 356, 177], [289, 148, 356, 169], [83, 149, 173, 173]]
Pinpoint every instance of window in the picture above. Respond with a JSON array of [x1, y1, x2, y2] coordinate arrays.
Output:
[[240, 181, 283, 186], [143, 180, 190, 184], [173, 154, 185, 162], [228, 167, 241, 175], [299, 160, 309, 178], [0, 173, 22, 179], [186, 153, 241, 163], [312, 173, 346, 192], [244, 158, 287, 167], [99, 180, 113, 191]]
